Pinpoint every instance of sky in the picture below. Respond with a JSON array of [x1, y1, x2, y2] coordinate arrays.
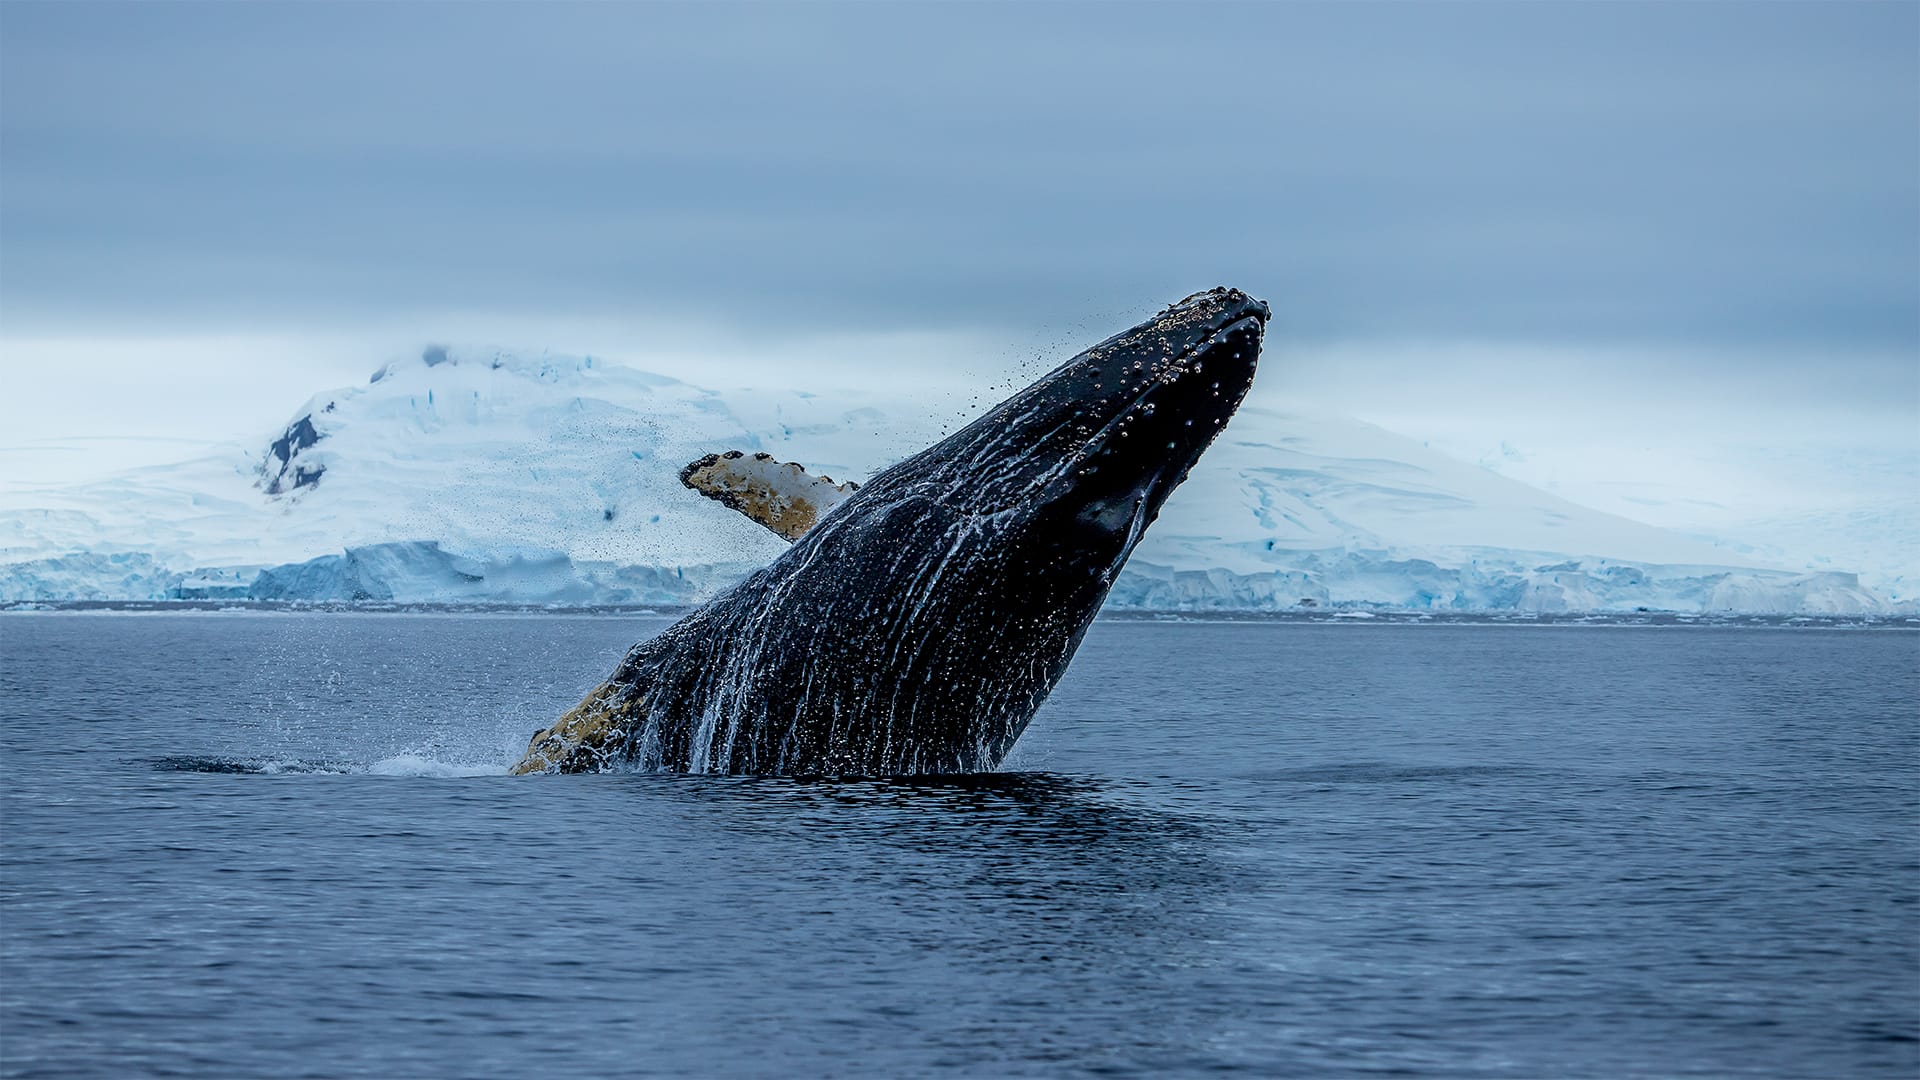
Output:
[[0, 1, 1915, 552]]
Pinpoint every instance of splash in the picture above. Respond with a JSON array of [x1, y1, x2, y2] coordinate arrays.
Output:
[[149, 754, 508, 777]]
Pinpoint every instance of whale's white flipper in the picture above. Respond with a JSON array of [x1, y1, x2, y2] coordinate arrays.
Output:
[[679, 451, 859, 542]]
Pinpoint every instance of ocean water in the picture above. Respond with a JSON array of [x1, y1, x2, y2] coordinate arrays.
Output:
[[1, 613, 1914, 1079]]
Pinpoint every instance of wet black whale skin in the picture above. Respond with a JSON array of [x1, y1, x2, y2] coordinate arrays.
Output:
[[522, 288, 1268, 776]]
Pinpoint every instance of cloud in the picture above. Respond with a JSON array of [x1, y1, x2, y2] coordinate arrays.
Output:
[[1, 1, 1913, 359]]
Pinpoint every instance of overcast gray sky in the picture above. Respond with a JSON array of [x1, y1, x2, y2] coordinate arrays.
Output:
[[1, 1, 1915, 485]]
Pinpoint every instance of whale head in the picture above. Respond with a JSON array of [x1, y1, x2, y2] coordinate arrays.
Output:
[[831, 285, 1267, 585]]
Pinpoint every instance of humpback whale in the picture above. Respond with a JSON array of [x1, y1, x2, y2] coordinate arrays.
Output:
[[513, 287, 1268, 775]]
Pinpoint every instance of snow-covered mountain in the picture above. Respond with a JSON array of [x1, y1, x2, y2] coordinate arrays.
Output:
[[0, 346, 1902, 614]]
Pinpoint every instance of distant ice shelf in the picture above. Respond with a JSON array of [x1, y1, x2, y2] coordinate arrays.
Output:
[[0, 542, 1894, 616], [0, 345, 1909, 615]]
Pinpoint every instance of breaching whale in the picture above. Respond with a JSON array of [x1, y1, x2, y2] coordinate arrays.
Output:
[[513, 287, 1268, 775]]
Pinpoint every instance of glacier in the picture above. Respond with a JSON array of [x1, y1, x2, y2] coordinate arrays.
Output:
[[0, 345, 1906, 615]]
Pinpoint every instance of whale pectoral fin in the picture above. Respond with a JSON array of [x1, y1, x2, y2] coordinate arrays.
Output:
[[510, 682, 632, 775], [679, 450, 859, 542]]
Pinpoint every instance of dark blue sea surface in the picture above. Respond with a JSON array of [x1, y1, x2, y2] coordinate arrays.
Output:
[[1, 614, 1915, 1078]]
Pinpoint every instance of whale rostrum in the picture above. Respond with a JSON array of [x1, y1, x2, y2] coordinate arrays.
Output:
[[512, 287, 1269, 776]]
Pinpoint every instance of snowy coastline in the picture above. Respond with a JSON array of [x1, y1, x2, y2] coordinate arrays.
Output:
[[3, 347, 1910, 615]]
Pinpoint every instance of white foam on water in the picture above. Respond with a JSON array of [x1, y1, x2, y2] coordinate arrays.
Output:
[[365, 754, 510, 778], [154, 753, 517, 777], [249, 758, 352, 775]]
